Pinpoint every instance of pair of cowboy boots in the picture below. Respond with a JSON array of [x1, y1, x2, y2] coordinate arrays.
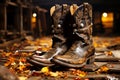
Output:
[[27, 3, 95, 68]]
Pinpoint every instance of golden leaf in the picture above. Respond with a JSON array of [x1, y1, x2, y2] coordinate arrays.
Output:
[[40, 67, 49, 73], [50, 71, 59, 77]]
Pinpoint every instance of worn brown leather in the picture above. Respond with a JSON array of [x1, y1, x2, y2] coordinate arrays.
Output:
[[27, 4, 72, 66], [52, 3, 95, 68]]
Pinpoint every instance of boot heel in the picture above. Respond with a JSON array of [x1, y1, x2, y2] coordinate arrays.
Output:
[[87, 55, 95, 64]]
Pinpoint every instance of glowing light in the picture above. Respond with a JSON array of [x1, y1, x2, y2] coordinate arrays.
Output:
[[102, 12, 108, 18], [101, 12, 113, 28], [33, 13, 37, 17]]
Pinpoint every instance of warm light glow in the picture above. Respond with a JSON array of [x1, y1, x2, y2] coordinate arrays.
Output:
[[102, 12, 108, 18], [101, 12, 113, 28], [32, 17, 36, 22], [33, 13, 37, 17]]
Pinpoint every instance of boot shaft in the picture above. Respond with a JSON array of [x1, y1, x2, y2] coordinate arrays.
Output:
[[50, 4, 74, 47], [51, 4, 63, 35], [51, 4, 71, 36], [71, 3, 93, 45]]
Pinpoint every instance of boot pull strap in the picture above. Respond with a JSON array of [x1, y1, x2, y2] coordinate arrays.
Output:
[[62, 4, 70, 14], [63, 4, 67, 7], [50, 6, 55, 16], [50, 4, 61, 16], [83, 3, 92, 18], [70, 4, 79, 15]]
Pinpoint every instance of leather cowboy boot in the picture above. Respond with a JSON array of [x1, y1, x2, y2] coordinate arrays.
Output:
[[52, 3, 95, 68], [27, 4, 72, 66]]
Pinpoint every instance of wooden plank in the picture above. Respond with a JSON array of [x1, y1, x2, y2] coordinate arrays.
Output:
[[0, 37, 24, 48], [7, 1, 18, 6]]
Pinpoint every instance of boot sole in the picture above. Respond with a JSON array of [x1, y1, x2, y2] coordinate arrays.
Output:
[[52, 55, 95, 68], [27, 57, 55, 67]]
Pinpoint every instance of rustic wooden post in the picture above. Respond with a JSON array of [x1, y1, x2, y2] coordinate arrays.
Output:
[[3, 4, 7, 34], [19, 4, 23, 35], [27, 2, 32, 34]]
